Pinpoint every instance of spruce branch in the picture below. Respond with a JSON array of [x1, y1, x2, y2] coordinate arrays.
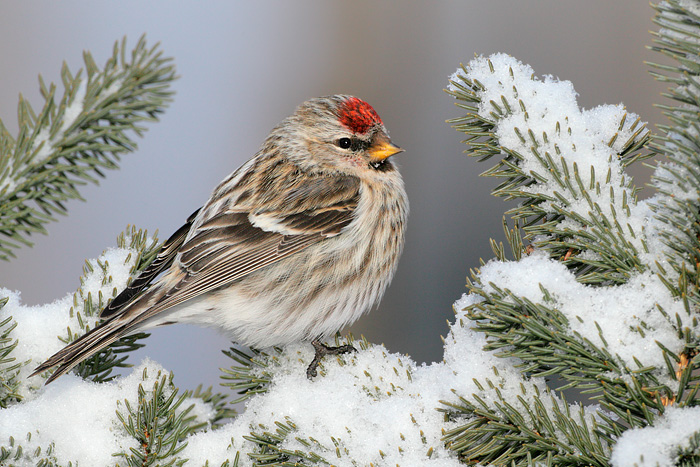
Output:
[[244, 418, 334, 466], [443, 3, 700, 458], [462, 277, 671, 429], [0, 302, 22, 408], [440, 382, 611, 466], [445, 56, 682, 426], [0, 433, 58, 467], [0, 35, 176, 260], [676, 430, 700, 466], [436, 2, 700, 465], [2, 226, 164, 401], [187, 384, 237, 429], [648, 0, 700, 305], [447, 60, 654, 286], [115, 370, 197, 467], [219, 335, 370, 405], [219, 346, 283, 404]]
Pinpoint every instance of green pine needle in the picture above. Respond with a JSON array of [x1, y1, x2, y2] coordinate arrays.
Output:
[[0, 35, 177, 261]]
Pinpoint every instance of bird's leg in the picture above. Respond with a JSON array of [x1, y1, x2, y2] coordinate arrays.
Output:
[[306, 338, 356, 379]]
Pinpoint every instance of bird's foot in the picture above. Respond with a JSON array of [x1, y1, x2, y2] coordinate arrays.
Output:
[[306, 339, 356, 379]]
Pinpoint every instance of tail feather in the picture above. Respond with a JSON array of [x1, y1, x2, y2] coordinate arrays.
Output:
[[29, 212, 197, 384], [30, 316, 139, 384]]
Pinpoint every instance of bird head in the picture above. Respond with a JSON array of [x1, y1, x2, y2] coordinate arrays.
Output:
[[271, 95, 404, 175]]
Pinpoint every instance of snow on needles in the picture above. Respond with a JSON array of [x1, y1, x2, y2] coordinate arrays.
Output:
[[449, 54, 651, 261], [0, 360, 213, 466], [610, 406, 700, 466], [448, 54, 695, 378], [477, 251, 688, 382], [1, 245, 139, 397], [31, 79, 87, 166]]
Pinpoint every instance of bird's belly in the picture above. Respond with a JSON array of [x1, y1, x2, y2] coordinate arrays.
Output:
[[173, 271, 377, 348], [171, 235, 395, 348]]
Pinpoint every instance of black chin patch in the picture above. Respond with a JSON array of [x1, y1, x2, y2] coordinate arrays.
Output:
[[369, 159, 394, 172]]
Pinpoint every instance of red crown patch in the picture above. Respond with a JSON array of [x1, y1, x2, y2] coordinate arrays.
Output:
[[338, 97, 383, 134]]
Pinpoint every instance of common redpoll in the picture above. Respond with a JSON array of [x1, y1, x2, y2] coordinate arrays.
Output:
[[32, 95, 408, 383]]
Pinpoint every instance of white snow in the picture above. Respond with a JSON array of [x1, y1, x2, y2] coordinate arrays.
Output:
[[1, 246, 140, 397], [0, 373, 138, 465], [102, 76, 124, 99], [610, 406, 700, 466], [476, 251, 689, 377], [679, 0, 700, 16], [31, 79, 87, 165], [58, 79, 87, 135], [0, 359, 211, 466]]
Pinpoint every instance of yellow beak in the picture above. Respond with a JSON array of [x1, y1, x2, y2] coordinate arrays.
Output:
[[368, 135, 404, 161]]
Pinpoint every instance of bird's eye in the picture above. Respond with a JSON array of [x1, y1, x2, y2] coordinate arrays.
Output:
[[337, 138, 352, 149]]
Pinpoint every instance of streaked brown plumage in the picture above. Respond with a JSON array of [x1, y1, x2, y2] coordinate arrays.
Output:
[[32, 95, 408, 383]]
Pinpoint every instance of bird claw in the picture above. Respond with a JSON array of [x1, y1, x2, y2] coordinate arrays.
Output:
[[306, 339, 357, 379]]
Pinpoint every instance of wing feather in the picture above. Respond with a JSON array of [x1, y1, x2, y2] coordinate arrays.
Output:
[[100, 208, 202, 319], [123, 173, 361, 319]]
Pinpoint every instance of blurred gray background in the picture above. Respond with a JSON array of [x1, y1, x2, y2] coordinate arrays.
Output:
[[0, 1, 668, 391]]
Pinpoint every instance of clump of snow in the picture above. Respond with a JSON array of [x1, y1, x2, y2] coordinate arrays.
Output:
[[102, 77, 125, 99], [449, 54, 663, 270], [58, 79, 87, 135], [610, 406, 700, 466], [476, 251, 690, 383], [0, 177, 17, 195], [1, 246, 139, 397], [0, 359, 211, 466], [178, 341, 465, 466]]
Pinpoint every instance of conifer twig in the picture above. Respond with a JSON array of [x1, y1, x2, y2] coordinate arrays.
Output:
[[0, 35, 177, 260]]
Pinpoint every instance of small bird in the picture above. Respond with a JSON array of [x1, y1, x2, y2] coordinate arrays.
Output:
[[32, 95, 408, 383]]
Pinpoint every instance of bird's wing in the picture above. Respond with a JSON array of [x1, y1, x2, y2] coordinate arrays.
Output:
[[99, 208, 201, 319], [124, 173, 362, 320]]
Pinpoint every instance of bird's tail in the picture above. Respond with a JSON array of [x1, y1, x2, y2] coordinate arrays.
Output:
[[31, 211, 200, 385], [30, 313, 143, 384]]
